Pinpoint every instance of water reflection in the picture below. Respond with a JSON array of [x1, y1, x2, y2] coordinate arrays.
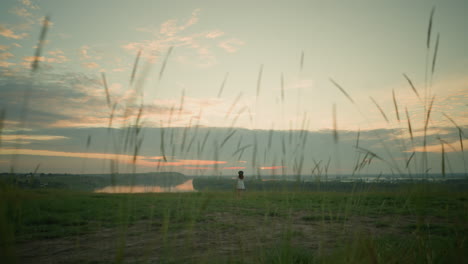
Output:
[[95, 179, 195, 193]]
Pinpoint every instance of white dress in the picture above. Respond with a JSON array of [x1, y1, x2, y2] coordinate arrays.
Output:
[[237, 178, 245, 190]]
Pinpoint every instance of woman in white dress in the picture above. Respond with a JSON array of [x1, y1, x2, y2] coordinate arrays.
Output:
[[237, 171, 245, 197]]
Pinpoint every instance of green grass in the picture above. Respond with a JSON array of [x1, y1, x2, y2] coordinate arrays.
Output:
[[1, 183, 467, 263]]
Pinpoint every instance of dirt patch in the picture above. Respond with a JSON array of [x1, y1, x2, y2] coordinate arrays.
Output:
[[15, 211, 449, 263]]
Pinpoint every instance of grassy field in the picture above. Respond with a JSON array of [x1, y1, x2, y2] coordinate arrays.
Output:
[[1, 181, 467, 263]]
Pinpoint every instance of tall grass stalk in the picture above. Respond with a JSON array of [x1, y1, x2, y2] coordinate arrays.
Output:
[[392, 89, 400, 122], [403, 73, 421, 101], [101, 72, 111, 108], [280, 73, 285, 103], [425, 6, 436, 112], [178, 89, 185, 118], [430, 33, 440, 86], [0, 109, 4, 146], [31, 16, 50, 73], [130, 49, 141, 85], [300, 51, 304, 71], [440, 140, 446, 177], [370, 97, 390, 123], [225, 92, 243, 119], [159, 46, 174, 81], [217, 72, 229, 98], [422, 96, 436, 176], [256, 64, 263, 99], [330, 78, 355, 104], [332, 104, 338, 143]]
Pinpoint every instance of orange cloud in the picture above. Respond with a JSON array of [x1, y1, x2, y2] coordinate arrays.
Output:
[[80, 45, 92, 59], [10, 7, 32, 17], [1, 135, 68, 144], [47, 49, 68, 62], [157, 159, 227, 167], [205, 30, 224, 39], [81, 62, 99, 69], [22, 56, 45, 62], [123, 9, 225, 68], [408, 139, 467, 153], [0, 148, 128, 160], [218, 38, 245, 53], [0, 52, 13, 60], [223, 166, 246, 170], [184, 166, 213, 170], [0, 61, 15, 68], [23, 54, 68, 64], [260, 166, 285, 170], [0, 25, 28, 39], [21, 0, 39, 10], [159, 8, 200, 37], [0, 148, 164, 167]]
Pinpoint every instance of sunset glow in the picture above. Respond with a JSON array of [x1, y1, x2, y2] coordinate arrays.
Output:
[[0, 0, 466, 175]]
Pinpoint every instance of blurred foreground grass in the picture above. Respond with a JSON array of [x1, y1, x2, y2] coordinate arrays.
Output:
[[1, 182, 467, 263]]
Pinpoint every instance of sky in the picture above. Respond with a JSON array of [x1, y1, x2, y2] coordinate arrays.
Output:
[[0, 0, 467, 176]]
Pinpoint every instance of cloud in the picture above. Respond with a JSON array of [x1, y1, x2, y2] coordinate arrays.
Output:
[[364, 75, 468, 130], [1, 125, 466, 174], [159, 19, 179, 37], [0, 52, 14, 60], [22, 56, 45, 62], [0, 148, 133, 160], [82, 62, 100, 69], [0, 1, 41, 44], [148, 96, 229, 127], [409, 139, 467, 153], [184, 167, 213, 170], [80, 45, 92, 60], [20, 0, 39, 10], [23, 53, 68, 67], [0, 61, 16, 68], [0, 25, 28, 39], [159, 8, 200, 37], [22, 51, 68, 65], [157, 159, 227, 167], [123, 9, 239, 68], [223, 166, 246, 170], [0, 73, 107, 128], [286, 79, 314, 90], [0, 146, 226, 169], [77, 46, 104, 65], [260, 166, 285, 170], [0, 71, 200, 130], [10, 7, 32, 18], [0, 147, 164, 167], [176, 52, 217, 68], [1, 135, 68, 144], [47, 49, 64, 56], [185, 8, 201, 28], [205, 30, 224, 39], [218, 38, 245, 53], [0, 52, 15, 68], [0, 45, 10, 51]]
